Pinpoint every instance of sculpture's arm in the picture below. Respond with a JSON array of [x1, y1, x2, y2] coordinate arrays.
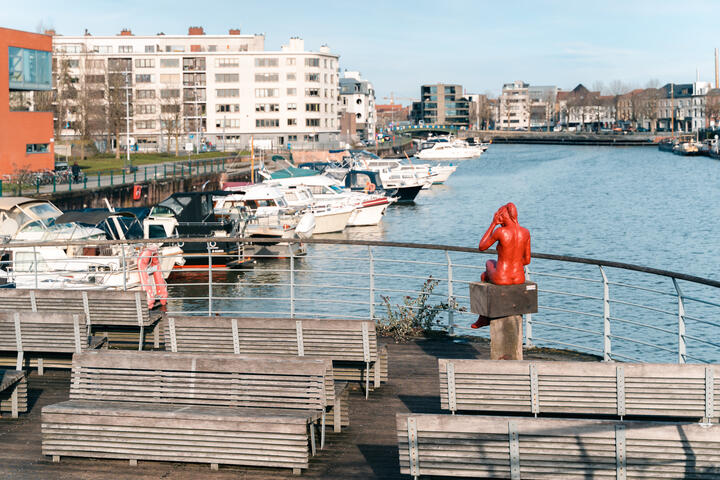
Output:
[[478, 221, 500, 251], [523, 236, 531, 265]]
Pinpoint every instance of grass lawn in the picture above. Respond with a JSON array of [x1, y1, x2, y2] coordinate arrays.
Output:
[[73, 151, 242, 174]]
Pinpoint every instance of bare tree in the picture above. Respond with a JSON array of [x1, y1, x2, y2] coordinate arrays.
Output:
[[637, 88, 662, 132], [706, 89, 720, 129], [160, 87, 183, 156]]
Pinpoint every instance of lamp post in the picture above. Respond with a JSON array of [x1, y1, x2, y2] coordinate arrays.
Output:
[[125, 72, 131, 171]]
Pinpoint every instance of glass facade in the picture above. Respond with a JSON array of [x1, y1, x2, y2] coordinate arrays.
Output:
[[8, 47, 52, 91]]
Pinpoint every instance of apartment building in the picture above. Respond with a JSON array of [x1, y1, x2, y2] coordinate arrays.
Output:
[[51, 27, 341, 151], [339, 71, 376, 141], [412, 84, 469, 127]]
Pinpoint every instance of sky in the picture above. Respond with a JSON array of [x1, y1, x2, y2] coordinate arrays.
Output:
[[4, 0, 720, 104]]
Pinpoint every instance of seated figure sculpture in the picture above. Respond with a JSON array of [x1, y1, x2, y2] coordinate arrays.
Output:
[[471, 202, 531, 328]]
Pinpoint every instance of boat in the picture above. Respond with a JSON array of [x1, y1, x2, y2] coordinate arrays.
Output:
[[672, 141, 702, 156], [348, 151, 425, 203], [266, 172, 393, 227], [144, 192, 253, 269], [415, 139, 485, 160], [0, 197, 106, 242]]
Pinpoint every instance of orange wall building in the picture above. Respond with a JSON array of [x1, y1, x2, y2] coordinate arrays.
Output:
[[0, 27, 54, 176]]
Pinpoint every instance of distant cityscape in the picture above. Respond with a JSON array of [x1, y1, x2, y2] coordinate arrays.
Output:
[[4, 24, 720, 175]]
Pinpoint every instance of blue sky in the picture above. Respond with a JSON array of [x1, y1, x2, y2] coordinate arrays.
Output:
[[5, 0, 720, 103]]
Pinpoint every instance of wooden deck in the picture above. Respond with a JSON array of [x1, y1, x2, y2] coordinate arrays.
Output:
[[0, 335, 594, 480]]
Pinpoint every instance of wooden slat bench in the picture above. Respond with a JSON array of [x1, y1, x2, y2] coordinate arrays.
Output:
[[164, 316, 388, 398], [0, 311, 106, 375], [0, 369, 26, 418], [438, 359, 720, 421], [42, 350, 330, 475], [1, 289, 161, 350], [397, 413, 720, 479]]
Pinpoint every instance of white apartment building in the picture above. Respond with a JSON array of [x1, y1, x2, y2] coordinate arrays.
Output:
[[339, 71, 376, 141], [498, 81, 529, 130], [51, 27, 341, 151]]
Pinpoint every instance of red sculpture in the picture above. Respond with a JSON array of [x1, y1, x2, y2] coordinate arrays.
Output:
[[472, 203, 531, 328]]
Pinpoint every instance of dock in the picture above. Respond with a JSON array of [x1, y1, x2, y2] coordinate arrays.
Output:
[[0, 335, 592, 479]]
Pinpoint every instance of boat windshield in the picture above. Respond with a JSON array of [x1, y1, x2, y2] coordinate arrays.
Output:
[[329, 185, 343, 193]]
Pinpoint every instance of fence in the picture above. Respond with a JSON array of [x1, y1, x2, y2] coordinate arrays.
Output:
[[0, 156, 243, 197], [3, 237, 720, 364]]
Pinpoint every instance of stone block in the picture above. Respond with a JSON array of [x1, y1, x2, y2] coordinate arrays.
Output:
[[490, 315, 523, 360], [469, 281, 538, 319]]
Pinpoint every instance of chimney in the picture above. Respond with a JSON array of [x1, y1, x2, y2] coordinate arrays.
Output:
[[119, 28, 133, 36], [188, 26, 204, 35], [44, 29, 56, 36], [229, 28, 241, 35]]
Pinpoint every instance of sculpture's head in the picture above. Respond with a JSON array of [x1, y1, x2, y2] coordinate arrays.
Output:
[[505, 202, 518, 223]]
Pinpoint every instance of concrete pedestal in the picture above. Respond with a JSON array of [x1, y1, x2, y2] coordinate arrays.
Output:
[[489, 315, 523, 360]]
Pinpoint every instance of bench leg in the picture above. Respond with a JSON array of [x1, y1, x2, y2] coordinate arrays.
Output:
[[11, 388, 18, 418], [333, 399, 341, 433], [138, 326, 145, 351], [321, 413, 325, 449], [210, 463, 218, 471], [309, 423, 316, 457], [373, 361, 381, 389], [365, 362, 370, 399], [38, 357, 44, 376], [129, 459, 138, 467], [292, 467, 301, 475], [52, 456, 60, 463]]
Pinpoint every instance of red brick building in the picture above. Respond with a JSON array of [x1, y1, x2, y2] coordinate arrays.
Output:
[[0, 27, 54, 175]]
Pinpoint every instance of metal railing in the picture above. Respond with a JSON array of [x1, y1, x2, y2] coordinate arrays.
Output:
[[0, 156, 241, 197], [3, 237, 720, 364]]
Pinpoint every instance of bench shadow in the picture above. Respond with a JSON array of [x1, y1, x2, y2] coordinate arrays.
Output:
[[398, 394, 443, 414], [27, 387, 42, 411], [414, 336, 486, 360], [357, 443, 403, 480]]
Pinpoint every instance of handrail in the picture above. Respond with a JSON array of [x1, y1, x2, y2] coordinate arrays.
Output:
[[4, 236, 719, 288]]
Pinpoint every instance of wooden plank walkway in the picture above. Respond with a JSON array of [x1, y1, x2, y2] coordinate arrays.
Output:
[[0, 336, 594, 479]]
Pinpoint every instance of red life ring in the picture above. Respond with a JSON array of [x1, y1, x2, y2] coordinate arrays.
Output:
[[364, 181, 376, 193], [133, 184, 142, 201], [137, 246, 168, 309]]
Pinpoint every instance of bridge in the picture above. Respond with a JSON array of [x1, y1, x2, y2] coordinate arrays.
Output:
[[382, 124, 462, 136]]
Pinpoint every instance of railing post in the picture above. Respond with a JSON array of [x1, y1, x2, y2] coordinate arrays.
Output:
[[290, 245, 295, 318], [121, 246, 127, 291], [36, 177, 40, 194], [110, 171, 113, 186], [599, 266, 611, 361], [154, 165, 158, 179], [208, 242, 213, 317], [144, 166, 148, 182], [163, 164, 167, 178], [83, 176, 87, 189], [524, 267, 533, 347], [52, 176, 56, 193], [369, 246, 375, 321], [672, 278, 687, 364], [33, 246, 38, 289], [68, 176, 72, 191], [97, 172, 101, 188], [445, 250, 454, 336], [122, 169, 126, 184]]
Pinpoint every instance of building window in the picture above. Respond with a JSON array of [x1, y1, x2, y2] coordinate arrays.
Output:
[[255, 88, 279, 97], [287, 103, 297, 111], [137, 89, 156, 99], [216, 118, 240, 128], [256, 119, 280, 127], [160, 73, 180, 84], [145, 45, 155, 53], [85, 59, 105, 70], [306, 118, 320, 127], [217, 89, 239, 98], [216, 58, 239, 68], [286, 58, 296, 66], [136, 104, 156, 114], [208, 45, 217, 52], [255, 103, 279, 112], [305, 88, 320, 97], [8, 47, 52, 90], [160, 89, 180, 98], [85, 74, 105, 84], [305, 73, 320, 82], [254, 58, 278, 67], [288, 134, 298, 141], [216, 73, 239, 82], [287, 88, 296, 96], [304, 134, 319, 141], [305, 103, 320, 112], [286, 73, 296, 81], [119, 45, 133, 53], [160, 58, 179, 68], [166, 45, 185, 52], [135, 120, 155, 129], [161, 104, 180, 113], [26, 143, 49, 154], [135, 58, 155, 68], [216, 104, 239, 112], [255, 73, 279, 82], [305, 58, 320, 67], [287, 118, 297, 126], [135, 74, 153, 83]]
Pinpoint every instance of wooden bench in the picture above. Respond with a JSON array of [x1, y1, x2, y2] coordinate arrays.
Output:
[[438, 359, 720, 421], [0, 369, 26, 418], [0, 311, 107, 374], [42, 350, 330, 475], [397, 413, 720, 479], [2, 289, 161, 350], [164, 316, 388, 398]]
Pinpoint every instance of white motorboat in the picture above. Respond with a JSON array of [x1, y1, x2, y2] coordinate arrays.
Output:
[[279, 186, 354, 234], [416, 140, 485, 160], [428, 164, 458, 184]]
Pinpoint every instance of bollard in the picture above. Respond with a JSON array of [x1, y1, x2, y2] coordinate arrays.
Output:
[[68, 176, 72, 191], [110, 171, 114, 186], [36, 177, 40, 194], [97, 172, 101, 187], [83, 176, 87, 189], [52, 176, 56, 193], [122, 170, 125, 184]]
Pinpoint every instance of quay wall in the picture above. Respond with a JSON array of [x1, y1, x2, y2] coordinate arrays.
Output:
[[41, 169, 250, 211], [462, 130, 658, 146]]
